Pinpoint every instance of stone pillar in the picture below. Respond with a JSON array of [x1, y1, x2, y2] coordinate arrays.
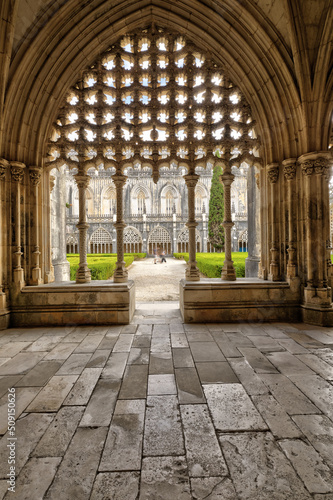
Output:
[[44, 173, 55, 283], [11, 162, 26, 288], [282, 159, 297, 279], [112, 174, 128, 283], [245, 166, 260, 277], [221, 169, 236, 281], [0, 159, 8, 306], [29, 166, 43, 285], [184, 174, 200, 281], [51, 167, 70, 281], [74, 173, 91, 283], [267, 163, 280, 281]]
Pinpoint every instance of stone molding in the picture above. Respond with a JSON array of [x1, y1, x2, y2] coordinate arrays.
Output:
[[0, 159, 9, 180], [267, 163, 279, 184], [282, 158, 297, 180], [29, 166, 42, 186], [10, 162, 26, 182]]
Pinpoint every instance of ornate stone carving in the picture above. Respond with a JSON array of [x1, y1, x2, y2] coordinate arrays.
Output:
[[301, 161, 314, 176], [267, 165, 279, 184], [11, 163, 25, 182], [29, 167, 42, 185], [283, 163, 296, 180], [314, 157, 329, 176], [0, 159, 9, 180]]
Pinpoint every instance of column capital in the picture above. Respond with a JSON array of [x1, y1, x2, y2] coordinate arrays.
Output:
[[0, 158, 9, 180], [221, 172, 235, 186], [11, 162, 26, 182], [183, 173, 200, 188], [298, 151, 331, 176], [267, 163, 279, 184], [74, 173, 90, 189], [112, 174, 128, 186], [282, 158, 297, 180], [29, 166, 43, 186]]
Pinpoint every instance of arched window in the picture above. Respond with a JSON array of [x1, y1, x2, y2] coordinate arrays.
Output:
[[90, 228, 113, 254], [102, 186, 116, 215], [137, 190, 146, 214], [148, 226, 172, 255], [166, 191, 173, 215], [177, 227, 201, 253], [124, 226, 143, 253]]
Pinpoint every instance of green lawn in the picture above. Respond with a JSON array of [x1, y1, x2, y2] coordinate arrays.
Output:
[[174, 252, 248, 278], [67, 253, 146, 281]]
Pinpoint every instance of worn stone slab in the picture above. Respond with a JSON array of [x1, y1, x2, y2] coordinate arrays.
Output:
[[150, 336, 171, 353], [185, 331, 214, 342], [0, 413, 54, 478], [287, 331, 324, 349], [289, 374, 333, 420], [56, 353, 92, 375], [0, 352, 46, 375], [252, 394, 302, 439], [303, 329, 333, 344], [180, 405, 228, 477], [43, 342, 79, 360], [247, 335, 285, 352], [26, 375, 78, 412], [0, 341, 31, 358], [310, 348, 333, 367], [189, 342, 225, 362], [15, 360, 62, 387], [143, 395, 184, 456], [105, 325, 123, 335], [190, 477, 238, 500], [99, 400, 145, 471], [86, 349, 110, 368], [226, 332, 255, 347], [148, 374, 177, 395], [219, 432, 312, 500], [267, 351, 316, 376], [64, 368, 102, 405], [169, 323, 185, 334], [175, 367, 205, 404], [80, 379, 120, 427], [127, 347, 149, 364], [63, 329, 89, 343], [196, 362, 239, 384], [204, 384, 267, 432], [45, 427, 107, 500], [262, 324, 289, 338], [140, 456, 191, 499], [0, 359, 10, 368], [152, 324, 170, 336], [149, 352, 173, 374], [296, 354, 333, 381], [90, 472, 139, 500], [101, 352, 128, 379], [276, 338, 309, 354], [280, 439, 333, 494], [33, 406, 85, 457], [172, 348, 194, 368], [132, 335, 151, 348], [211, 332, 242, 358], [292, 415, 333, 468], [12, 329, 47, 341], [228, 358, 270, 395], [0, 376, 23, 398], [119, 365, 148, 399], [171, 333, 188, 348], [184, 324, 210, 333], [136, 324, 152, 335], [74, 334, 104, 353], [9, 457, 61, 500], [113, 333, 134, 352], [259, 374, 320, 415], [0, 387, 41, 434], [238, 347, 278, 373], [97, 336, 118, 350], [0, 480, 7, 499], [121, 324, 137, 334], [26, 336, 64, 352]]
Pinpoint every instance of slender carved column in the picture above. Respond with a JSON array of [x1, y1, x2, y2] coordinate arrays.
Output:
[[11, 162, 26, 287], [112, 173, 128, 283], [0, 159, 9, 297], [283, 159, 297, 279], [267, 163, 280, 281], [74, 174, 91, 283], [184, 173, 200, 281], [221, 168, 236, 281], [29, 166, 43, 285]]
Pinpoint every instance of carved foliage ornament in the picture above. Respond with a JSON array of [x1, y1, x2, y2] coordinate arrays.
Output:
[[29, 168, 42, 186], [267, 166, 279, 184], [11, 166, 25, 183], [283, 163, 296, 180]]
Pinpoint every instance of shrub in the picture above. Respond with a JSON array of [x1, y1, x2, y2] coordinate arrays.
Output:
[[173, 252, 247, 278], [67, 253, 140, 281]]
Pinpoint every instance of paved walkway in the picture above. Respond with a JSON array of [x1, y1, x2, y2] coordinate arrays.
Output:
[[0, 304, 333, 498], [127, 257, 187, 301]]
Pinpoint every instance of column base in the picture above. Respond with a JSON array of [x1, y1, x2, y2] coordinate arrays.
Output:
[[44, 265, 55, 283], [268, 263, 280, 281], [303, 286, 332, 307], [113, 263, 128, 283], [245, 256, 260, 277], [53, 260, 71, 282], [31, 267, 43, 286], [221, 261, 236, 281], [76, 265, 91, 283], [13, 268, 25, 289]]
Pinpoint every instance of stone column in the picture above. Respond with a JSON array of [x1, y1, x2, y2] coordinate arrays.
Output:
[[184, 174, 200, 281], [267, 163, 280, 281], [0, 159, 8, 302], [74, 173, 91, 283], [29, 166, 43, 285], [11, 162, 26, 288], [221, 169, 236, 281], [245, 166, 261, 277], [112, 174, 128, 283], [44, 174, 55, 283], [283, 159, 297, 279]]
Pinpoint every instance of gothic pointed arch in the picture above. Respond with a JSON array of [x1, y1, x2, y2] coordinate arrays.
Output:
[[90, 227, 113, 254], [148, 225, 172, 254], [177, 227, 202, 253], [124, 226, 143, 253]]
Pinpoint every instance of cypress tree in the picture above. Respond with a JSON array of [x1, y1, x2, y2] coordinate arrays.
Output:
[[208, 163, 225, 251]]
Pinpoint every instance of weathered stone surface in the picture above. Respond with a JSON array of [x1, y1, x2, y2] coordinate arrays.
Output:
[[247, 335, 285, 352], [311, 348, 333, 367], [101, 352, 128, 379], [170, 323, 185, 334], [63, 329, 89, 343], [196, 362, 239, 384], [296, 354, 333, 381], [0, 352, 46, 375], [127, 347, 149, 364], [226, 332, 255, 347], [189, 342, 225, 362], [43, 342, 78, 360], [132, 335, 151, 348], [277, 338, 309, 354], [172, 347, 194, 367], [148, 374, 177, 395], [238, 347, 278, 373], [190, 477, 238, 500], [90, 472, 140, 500], [63, 368, 102, 405], [292, 415, 333, 469], [113, 333, 134, 352], [252, 394, 302, 438], [33, 406, 85, 457], [150, 336, 171, 353], [25, 336, 64, 352], [262, 325, 288, 338], [80, 379, 120, 427], [171, 333, 188, 347], [211, 332, 243, 358], [56, 353, 92, 375], [9, 457, 61, 499], [99, 400, 145, 471], [0, 376, 22, 398], [119, 365, 148, 399], [15, 360, 62, 387], [228, 358, 269, 395], [45, 427, 107, 500], [143, 396, 184, 456], [185, 331, 214, 342], [289, 374, 333, 420], [204, 384, 267, 432], [140, 456, 191, 499], [0, 387, 41, 434], [0, 480, 7, 499], [74, 334, 104, 353], [219, 432, 312, 500], [259, 374, 320, 415], [0, 413, 54, 478], [279, 439, 333, 494], [26, 375, 78, 412], [180, 405, 228, 477], [287, 331, 324, 349], [0, 341, 32, 358], [175, 367, 205, 404], [121, 324, 137, 334], [86, 349, 110, 367], [149, 352, 173, 374], [267, 351, 315, 375], [152, 324, 169, 336], [303, 329, 333, 344]]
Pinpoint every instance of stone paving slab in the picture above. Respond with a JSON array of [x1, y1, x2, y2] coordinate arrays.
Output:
[[90, 472, 140, 500], [0, 387, 41, 434], [79, 378, 120, 427], [292, 414, 333, 469], [140, 456, 191, 499], [175, 367, 206, 404], [190, 477, 238, 500], [26, 375, 78, 412], [15, 360, 62, 387]]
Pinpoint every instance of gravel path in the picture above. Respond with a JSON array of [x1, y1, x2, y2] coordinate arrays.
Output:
[[127, 257, 187, 301]]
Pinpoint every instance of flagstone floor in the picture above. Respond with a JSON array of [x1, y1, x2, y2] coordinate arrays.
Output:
[[0, 301, 333, 499]]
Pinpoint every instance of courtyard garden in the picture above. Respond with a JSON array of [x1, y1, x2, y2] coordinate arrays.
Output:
[[67, 253, 146, 280], [174, 252, 248, 278]]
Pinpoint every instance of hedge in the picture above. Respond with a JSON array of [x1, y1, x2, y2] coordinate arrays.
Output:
[[174, 252, 247, 278], [67, 253, 146, 281]]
